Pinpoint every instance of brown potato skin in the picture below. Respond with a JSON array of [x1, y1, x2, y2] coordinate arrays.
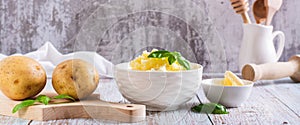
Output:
[[52, 59, 99, 100], [0, 56, 47, 100]]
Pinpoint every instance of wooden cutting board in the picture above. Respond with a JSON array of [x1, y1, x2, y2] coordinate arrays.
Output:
[[0, 92, 146, 123]]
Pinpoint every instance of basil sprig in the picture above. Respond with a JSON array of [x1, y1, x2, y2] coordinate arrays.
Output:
[[12, 100, 36, 114], [191, 103, 229, 114], [12, 94, 75, 113], [36, 95, 51, 105], [53, 94, 76, 101], [148, 50, 191, 70]]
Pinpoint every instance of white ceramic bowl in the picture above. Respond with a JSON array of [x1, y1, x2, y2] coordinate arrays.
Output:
[[115, 63, 203, 111], [201, 78, 254, 107]]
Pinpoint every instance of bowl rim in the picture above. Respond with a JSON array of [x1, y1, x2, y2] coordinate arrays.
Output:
[[202, 78, 254, 88], [115, 62, 203, 73]]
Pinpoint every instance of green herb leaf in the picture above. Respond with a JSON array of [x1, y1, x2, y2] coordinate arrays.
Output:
[[171, 51, 181, 57], [167, 55, 176, 65], [177, 57, 191, 70], [148, 50, 191, 70], [12, 94, 76, 114], [12, 100, 36, 113], [53, 94, 76, 101], [171, 52, 191, 70], [148, 50, 170, 58], [191, 103, 229, 114], [36, 95, 51, 105]]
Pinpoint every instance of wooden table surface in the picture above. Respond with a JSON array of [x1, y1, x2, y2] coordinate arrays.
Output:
[[1, 74, 300, 125]]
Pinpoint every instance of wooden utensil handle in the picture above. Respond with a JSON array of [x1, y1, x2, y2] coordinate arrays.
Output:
[[241, 12, 251, 24], [242, 61, 298, 81]]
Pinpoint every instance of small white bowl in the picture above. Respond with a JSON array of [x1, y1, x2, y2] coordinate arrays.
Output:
[[115, 63, 203, 111], [201, 78, 254, 107]]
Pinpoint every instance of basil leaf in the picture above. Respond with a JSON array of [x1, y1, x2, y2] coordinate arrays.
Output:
[[12, 94, 76, 113], [171, 51, 181, 57], [211, 103, 228, 114], [191, 103, 229, 114], [53, 94, 76, 101], [12, 100, 36, 113], [177, 57, 191, 70], [171, 52, 190, 70], [167, 55, 176, 65], [36, 95, 51, 105], [148, 50, 170, 58], [148, 50, 191, 70]]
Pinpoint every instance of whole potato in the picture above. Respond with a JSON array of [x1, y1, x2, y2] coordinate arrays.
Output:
[[0, 56, 47, 100], [52, 59, 99, 99]]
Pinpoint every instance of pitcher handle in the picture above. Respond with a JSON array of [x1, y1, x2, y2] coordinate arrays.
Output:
[[272, 31, 285, 61]]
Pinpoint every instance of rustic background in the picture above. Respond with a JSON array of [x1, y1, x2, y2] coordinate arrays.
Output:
[[0, 0, 299, 72]]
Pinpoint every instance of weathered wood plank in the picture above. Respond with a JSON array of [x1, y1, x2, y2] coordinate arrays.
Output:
[[146, 96, 211, 125], [0, 116, 30, 125], [30, 119, 96, 125], [260, 79, 300, 117]]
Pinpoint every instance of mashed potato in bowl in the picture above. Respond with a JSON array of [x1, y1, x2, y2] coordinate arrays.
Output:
[[130, 49, 187, 71], [116, 49, 202, 111]]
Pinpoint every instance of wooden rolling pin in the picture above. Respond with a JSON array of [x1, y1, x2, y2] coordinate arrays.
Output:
[[242, 55, 300, 82]]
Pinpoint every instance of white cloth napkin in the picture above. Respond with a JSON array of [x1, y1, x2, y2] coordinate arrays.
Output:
[[0, 42, 114, 79]]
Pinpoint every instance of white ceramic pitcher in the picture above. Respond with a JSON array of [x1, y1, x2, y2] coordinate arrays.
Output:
[[239, 24, 285, 71]]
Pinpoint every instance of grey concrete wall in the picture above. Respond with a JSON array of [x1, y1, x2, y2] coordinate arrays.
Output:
[[1, 0, 299, 72]]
